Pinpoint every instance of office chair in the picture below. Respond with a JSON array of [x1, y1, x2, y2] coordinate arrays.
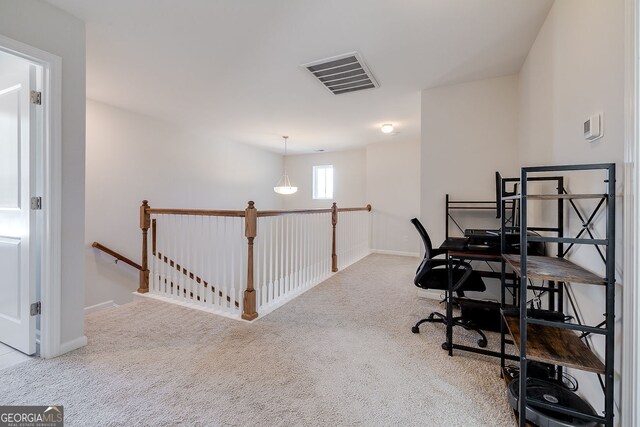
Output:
[[410, 218, 489, 348]]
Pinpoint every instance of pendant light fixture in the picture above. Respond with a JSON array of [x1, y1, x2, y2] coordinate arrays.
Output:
[[274, 136, 298, 195]]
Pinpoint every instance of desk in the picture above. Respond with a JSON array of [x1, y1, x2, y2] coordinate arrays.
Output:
[[443, 247, 518, 361]]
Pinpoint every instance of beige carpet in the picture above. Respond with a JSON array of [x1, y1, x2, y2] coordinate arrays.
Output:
[[0, 254, 515, 426]]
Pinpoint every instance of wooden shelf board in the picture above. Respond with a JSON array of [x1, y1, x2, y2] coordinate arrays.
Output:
[[502, 314, 605, 374], [502, 254, 606, 285], [501, 367, 535, 427], [502, 193, 607, 200]]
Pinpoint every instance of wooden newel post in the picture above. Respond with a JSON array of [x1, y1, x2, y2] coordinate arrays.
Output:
[[138, 200, 151, 293], [331, 202, 338, 272], [242, 201, 258, 320]]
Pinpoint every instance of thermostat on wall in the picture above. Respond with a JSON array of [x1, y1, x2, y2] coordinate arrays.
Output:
[[584, 113, 603, 142]]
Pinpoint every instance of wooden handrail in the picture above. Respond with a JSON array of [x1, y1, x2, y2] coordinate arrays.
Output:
[[337, 204, 372, 212], [257, 208, 333, 217], [92, 242, 143, 271], [146, 205, 371, 218], [147, 208, 245, 217], [257, 204, 371, 217]]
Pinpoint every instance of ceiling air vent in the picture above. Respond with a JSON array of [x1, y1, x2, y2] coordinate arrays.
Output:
[[302, 52, 379, 95]]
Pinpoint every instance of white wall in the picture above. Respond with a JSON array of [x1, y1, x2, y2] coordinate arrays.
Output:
[[420, 75, 520, 246], [283, 142, 422, 255], [517, 0, 624, 417], [366, 139, 421, 255], [282, 149, 367, 210], [85, 100, 284, 307], [0, 0, 86, 350]]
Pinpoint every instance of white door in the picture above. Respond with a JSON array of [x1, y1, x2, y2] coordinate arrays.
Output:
[[0, 61, 38, 355]]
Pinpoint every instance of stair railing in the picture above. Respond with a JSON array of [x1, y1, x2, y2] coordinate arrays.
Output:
[[134, 200, 371, 320]]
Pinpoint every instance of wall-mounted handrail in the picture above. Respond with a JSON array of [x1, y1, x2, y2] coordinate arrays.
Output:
[[92, 242, 143, 271], [156, 251, 239, 308]]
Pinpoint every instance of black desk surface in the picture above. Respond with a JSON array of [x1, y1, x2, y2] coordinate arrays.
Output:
[[447, 249, 502, 262]]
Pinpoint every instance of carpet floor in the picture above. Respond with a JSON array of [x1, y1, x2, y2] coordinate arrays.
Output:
[[0, 254, 515, 426]]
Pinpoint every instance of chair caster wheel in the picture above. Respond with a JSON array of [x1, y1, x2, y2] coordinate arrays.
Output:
[[478, 339, 488, 348], [441, 342, 451, 351], [411, 326, 420, 334]]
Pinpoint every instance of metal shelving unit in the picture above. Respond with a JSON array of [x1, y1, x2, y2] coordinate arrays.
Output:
[[499, 163, 616, 427]]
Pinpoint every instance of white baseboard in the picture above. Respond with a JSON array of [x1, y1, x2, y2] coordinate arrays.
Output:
[[417, 289, 445, 301], [57, 335, 87, 357], [371, 249, 420, 257], [84, 300, 119, 315], [132, 291, 246, 322]]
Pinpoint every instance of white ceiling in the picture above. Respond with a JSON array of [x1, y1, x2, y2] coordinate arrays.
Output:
[[45, 0, 553, 153]]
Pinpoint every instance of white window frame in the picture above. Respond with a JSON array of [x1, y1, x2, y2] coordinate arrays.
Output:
[[312, 165, 334, 200]]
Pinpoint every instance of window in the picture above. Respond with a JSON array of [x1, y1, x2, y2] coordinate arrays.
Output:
[[313, 165, 334, 199]]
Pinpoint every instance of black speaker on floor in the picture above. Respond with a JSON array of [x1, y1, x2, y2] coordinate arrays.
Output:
[[508, 377, 599, 427]]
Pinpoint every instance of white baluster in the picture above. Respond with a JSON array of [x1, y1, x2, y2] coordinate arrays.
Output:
[[313, 213, 317, 284], [223, 217, 230, 312], [188, 215, 194, 302], [169, 215, 176, 298], [230, 216, 236, 311], [285, 216, 290, 295], [196, 215, 202, 305], [214, 216, 220, 309], [156, 216, 162, 295], [279, 216, 284, 299], [172, 214, 179, 299], [308, 214, 311, 285], [206, 216, 213, 308]]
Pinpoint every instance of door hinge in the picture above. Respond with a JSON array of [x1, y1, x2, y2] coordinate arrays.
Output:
[[30, 302, 41, 316], [30, 90, 42, 105], [31, 197, 42, 210]]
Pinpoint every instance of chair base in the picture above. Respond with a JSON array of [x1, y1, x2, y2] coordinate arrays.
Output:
[[411, 311, 488, 348]]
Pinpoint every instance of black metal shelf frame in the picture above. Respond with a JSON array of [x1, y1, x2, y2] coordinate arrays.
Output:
[[499, 163, 616, 427]]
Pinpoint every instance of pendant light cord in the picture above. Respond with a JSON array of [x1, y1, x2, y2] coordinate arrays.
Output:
[[283, 136, 288, 176]]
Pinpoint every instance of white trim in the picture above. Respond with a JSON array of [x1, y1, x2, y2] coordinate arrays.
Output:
[[59, 336, 87, 355], [133, 291, 249, 322], [623, 0, 640, 424], [0, 34, 63, 359], [370, 249, 420, 257], [84, 301, 119, 315], [417, 289, 444, 301]]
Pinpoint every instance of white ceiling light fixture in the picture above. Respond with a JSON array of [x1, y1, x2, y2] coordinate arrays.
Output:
[[274, 136, 298, 195], [381, 124, 394, 134]]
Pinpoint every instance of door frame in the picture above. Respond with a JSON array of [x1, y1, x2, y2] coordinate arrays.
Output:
[[0, 34, 62, 359], [623, 0, 640, 425]]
